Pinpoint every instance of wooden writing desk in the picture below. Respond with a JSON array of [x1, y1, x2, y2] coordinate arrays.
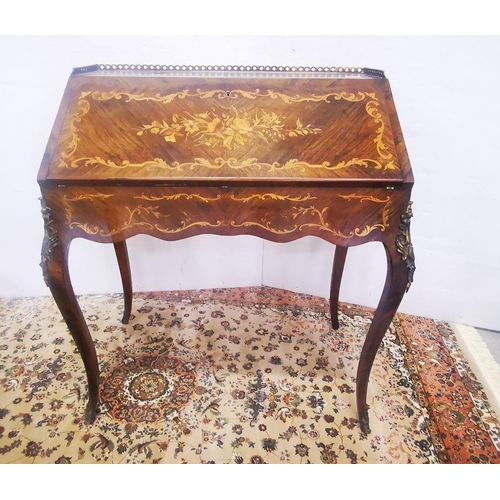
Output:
[[37, 64, 415, 433]]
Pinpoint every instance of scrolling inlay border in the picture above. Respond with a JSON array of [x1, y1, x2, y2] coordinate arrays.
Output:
[[62, 192, 392, 240]]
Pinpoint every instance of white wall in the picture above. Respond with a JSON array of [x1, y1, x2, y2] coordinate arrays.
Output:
[[1, 36, 499, 330]]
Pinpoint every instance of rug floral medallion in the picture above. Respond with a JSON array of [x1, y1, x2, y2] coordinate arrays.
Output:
[[0, 287, 499, 464]]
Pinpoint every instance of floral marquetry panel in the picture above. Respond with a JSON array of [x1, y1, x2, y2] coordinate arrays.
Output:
[[40, 70, 410, 183]]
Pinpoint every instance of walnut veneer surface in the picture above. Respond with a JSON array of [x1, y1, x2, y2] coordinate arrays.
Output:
[[38, 66, 415, 433]]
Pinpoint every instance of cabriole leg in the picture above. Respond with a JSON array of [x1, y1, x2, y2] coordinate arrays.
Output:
[[113, 240, 132, 324], [356, 220, 415, 434], [329, 245, 348, 330], [40, 200, 100, 424]]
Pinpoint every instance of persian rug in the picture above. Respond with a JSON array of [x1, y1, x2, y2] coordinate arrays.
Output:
[[0, 286, 499, 464]]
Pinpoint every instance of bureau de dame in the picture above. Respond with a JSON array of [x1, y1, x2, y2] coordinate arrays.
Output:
[[37, 65, 416, 434]]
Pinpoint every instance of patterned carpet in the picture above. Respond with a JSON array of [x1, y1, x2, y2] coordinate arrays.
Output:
[[0, 286, 499, 464]]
